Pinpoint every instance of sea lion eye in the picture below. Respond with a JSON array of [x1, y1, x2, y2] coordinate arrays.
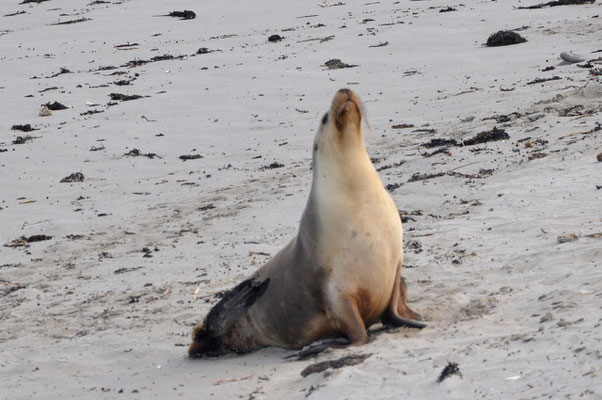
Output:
[[321, 113, 328, 125]]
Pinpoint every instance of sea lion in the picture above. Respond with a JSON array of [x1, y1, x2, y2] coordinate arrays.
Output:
[[188, 88, 425, 357]]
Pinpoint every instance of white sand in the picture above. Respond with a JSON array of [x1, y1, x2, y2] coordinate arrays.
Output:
[[1, 0, 601, 398]]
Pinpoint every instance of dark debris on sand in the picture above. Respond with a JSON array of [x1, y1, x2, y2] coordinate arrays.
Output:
[[52, 17, 90, 26], [420, 127, 509, 150], [268, 34, 283, 42], [386, 182, 403, 192], [60, 172, 85, 183], [437, 361, 462, 383], [20, 0, 50, 3], [44, 101, 68, 110], [122, 54, 186, 68], [462, 127, 509, 145], [408, 172, 446, 183], [12, 135, 35, 145], [409, 168, 494, 182], [80, 109, 104, 116], [109, 93, 143, 101], [4, 10, 26, 17], [486, 31, 527, 47], [261, 162, 285, 170], [518, 0, 595, 9], [324, 59, 358, 69], [166, 10, 196, 20], [125, 149, 161, 159], [24, 234, 52, 243], [483, 112, 522, 123], [4, 234, 52, 248], [48, 67, 72, 78], [391, 123, 414, 129], [300, 354, 372, 377], [11, 124, 36, 132], [179, 154, 203, 161], [422, 138, 459, 148], [421, 147, 452, 157], [526, 76, 561, 85]]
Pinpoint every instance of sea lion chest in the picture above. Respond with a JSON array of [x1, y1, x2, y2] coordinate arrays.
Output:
[[313, 160, 402, 322]]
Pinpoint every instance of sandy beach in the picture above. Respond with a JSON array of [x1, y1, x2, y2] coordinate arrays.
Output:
[[1, 0, 601, 398]]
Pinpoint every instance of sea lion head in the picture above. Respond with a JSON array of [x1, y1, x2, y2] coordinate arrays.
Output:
[[313, 88, 366, 158], [188, 324, 223, 357]]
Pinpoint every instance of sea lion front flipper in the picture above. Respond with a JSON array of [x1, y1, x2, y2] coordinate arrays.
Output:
[[205, 277, 271, 337], [286, 293, 368, 360], [331, 292, 369, 345]]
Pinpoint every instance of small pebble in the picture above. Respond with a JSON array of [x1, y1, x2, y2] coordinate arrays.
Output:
[[39, 106, 52, 117], [596, 152, 602, 162], [557, 233, 578, 244], [559, 52, 585, 63], [540, 312, 553, 323]]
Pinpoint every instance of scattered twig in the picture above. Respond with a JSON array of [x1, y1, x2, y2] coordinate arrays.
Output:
[[52, 18, 90, 26], [4, 10, 26, 17], [526, 76, 561, 85], [213, 375, 253, 385], [517, 0, 594, 9]]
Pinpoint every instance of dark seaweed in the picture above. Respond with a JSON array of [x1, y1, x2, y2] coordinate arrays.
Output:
[[179, 154, 203, 161], [486, 31, 527, 47], [60, 172, 85, 183], [437, 362, 462, 383], [44, 101, 68, 110], [324, 59, 358, 69], [11, 124, 36, 132], [462, 127, 509, 145], [518, 0, 594, 9], [167, 10, 196, 20], [526, 76, 561, 85], [261, 162, 285, 169], [109, 93, 143, 101]]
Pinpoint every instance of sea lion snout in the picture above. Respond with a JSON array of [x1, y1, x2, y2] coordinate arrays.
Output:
[[332, 88, 362, 132]]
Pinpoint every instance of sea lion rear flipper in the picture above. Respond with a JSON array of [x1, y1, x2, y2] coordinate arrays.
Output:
[[395, 276, 426, 327], [285, 338, 349, 360], [189, 277, 270, 358], [381, 314, 427, 329], [381, 264, 426, 329], [205, 277, 270, 337]]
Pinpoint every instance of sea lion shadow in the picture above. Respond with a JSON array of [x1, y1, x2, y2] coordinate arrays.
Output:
[[556, 60, 574, 66], [186, 323, 425, 362]]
